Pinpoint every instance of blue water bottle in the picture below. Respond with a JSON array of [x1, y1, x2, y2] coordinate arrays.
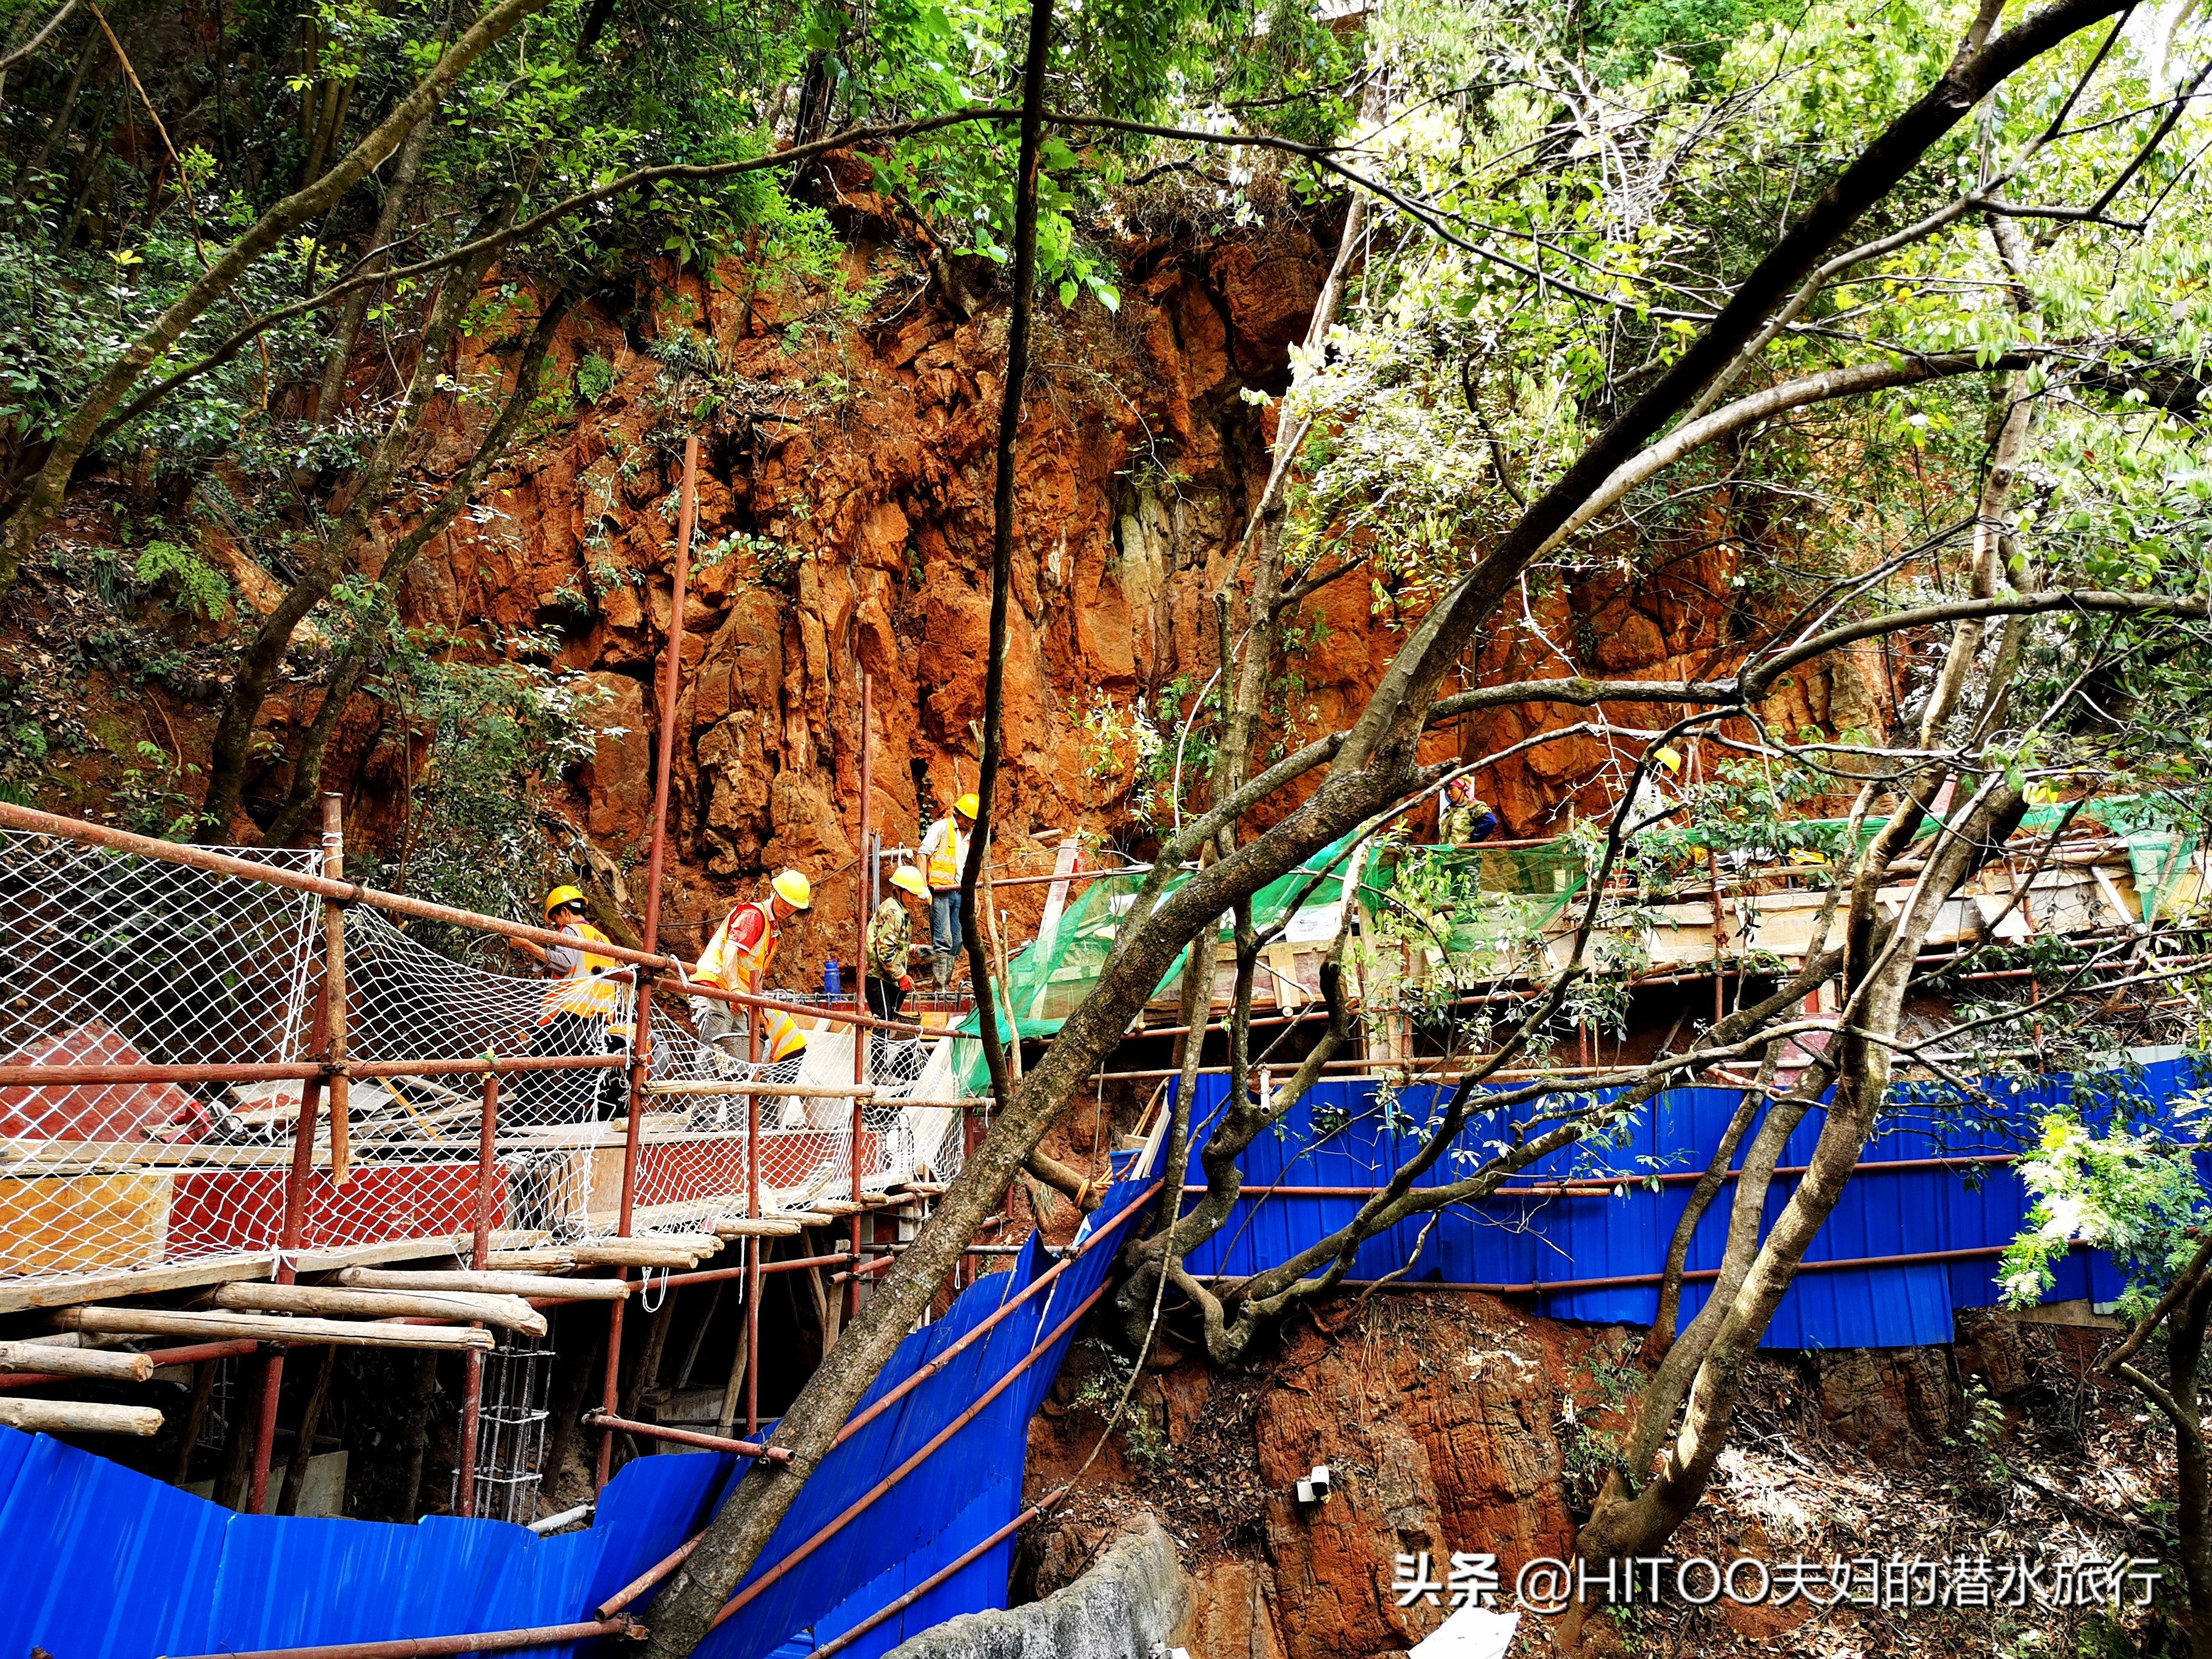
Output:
[[823, 958, 841, 998]]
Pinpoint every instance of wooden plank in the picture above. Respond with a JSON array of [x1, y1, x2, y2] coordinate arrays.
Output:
[[0, 1168, 169, 1276], [338, 1267, 629, 1301], [55, 1306, 495, 1351], [0, 1229, 549, 1316]]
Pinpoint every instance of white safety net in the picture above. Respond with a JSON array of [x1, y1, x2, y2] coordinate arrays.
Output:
[[0, 830, 954, 1290]]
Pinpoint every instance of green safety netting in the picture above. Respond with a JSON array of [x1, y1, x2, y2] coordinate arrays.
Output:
[[950, 834, 1367, 1093], [1361, 792, 2201, 950], [951, 794, 2200, 1090]]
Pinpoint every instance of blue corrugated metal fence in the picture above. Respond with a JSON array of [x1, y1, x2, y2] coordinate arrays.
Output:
[[1175, 1057, 2205, 1347], [0, 1178, 1151, 1659]]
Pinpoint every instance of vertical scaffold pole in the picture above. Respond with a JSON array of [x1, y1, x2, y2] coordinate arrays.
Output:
[[322, 793, 350, 1185], [249, 797, 342, 1516], [250, 1058, 320, 1515], [457, 1069, 500, 1518], [598, 431, 696, 1492], [847, 672, 870, 1327], [746, 1016, 761, 1435]]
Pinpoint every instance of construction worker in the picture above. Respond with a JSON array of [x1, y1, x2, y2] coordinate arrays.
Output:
[[1441, 777, 1499, 845], [529, 886, 631, 1121], [689, 869, 813, 1070], [864, 865, 926, 1079], [866, 865, 928, 1020], [919, 793, 977, 990]]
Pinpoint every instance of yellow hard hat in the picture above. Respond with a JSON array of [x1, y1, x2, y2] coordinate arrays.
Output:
[[890, 865, 927, 897], [543, 885, 586, 916], [953, 793, 979, 820], [771, 869, 813, 910]]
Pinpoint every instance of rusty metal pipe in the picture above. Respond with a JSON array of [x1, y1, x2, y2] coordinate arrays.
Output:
[[0, 800, 920, 1036], [596, 1533, 702, 1618], [581, 1409, 789, 1462], [0, 1336, 261, 1391], [1196, 1239, 2086, 1297], [595, 1187, 1157, 1623], [831, 1182, 1155, 1447], [321, 795, 351, 1186], [657, 1252, 850, 1289], [811, 1486, 1068, 1657], [0, 1054, 624, 1087], [709, 1278, 1114, 1630], [1195, 1152, 2024, 1202]]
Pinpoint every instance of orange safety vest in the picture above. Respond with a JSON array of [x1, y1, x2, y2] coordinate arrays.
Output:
[[540, 922, 629, 1030], [695, 902, 808, 1062], [923, 817, 965, 890]]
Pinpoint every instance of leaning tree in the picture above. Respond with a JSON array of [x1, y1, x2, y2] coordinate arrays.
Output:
[[639, 0, 2212, 1647]]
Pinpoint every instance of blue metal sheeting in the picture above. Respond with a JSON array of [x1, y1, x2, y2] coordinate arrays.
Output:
[[0, 1178, 1153, 1659], [1174, 1058, 2201, 1349]]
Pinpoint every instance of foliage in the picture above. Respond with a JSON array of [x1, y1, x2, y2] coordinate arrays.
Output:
[[2000, 1102, 2212, 1323], [132, 541, 232, 622], [360, 633, 611, 960]]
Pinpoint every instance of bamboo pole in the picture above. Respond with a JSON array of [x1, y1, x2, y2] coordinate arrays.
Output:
[[55, 1307, 495, 1351]]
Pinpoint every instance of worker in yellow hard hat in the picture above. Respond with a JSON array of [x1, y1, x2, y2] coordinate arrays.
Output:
[[527, 885, 632, 1121], [862, 865, 928, 1078], [918, 794, 977, 991], [690, 869, 813, 1071], [1440, 777, 1499, 846]]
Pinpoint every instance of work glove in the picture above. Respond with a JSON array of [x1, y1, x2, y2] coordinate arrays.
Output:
[[897, 974, 913, 993], [688, 995, 716, 1029]]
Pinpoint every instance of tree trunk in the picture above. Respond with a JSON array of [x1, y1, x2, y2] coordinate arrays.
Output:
[[1640, 1049, 1772, 1365], [314, 113, 436, 424], [263, 282, 574, 843], [199, 201, 515, 837]]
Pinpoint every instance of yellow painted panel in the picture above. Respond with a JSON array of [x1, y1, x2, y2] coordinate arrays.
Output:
[[0, 1169, 171, 1275]]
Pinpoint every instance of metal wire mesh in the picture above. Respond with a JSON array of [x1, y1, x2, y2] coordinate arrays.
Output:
[[459, 1336, 551, 1524], [0, 829, 960, 1288]]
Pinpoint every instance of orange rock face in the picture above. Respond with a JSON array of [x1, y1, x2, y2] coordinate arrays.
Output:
[[1025, 1293, 1609, 1659], [212, 175, 1891, 982]]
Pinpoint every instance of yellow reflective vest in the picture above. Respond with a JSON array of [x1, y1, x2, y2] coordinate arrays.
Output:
[[540, 922, 628, 1030], [922, 816, 966, 890]]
